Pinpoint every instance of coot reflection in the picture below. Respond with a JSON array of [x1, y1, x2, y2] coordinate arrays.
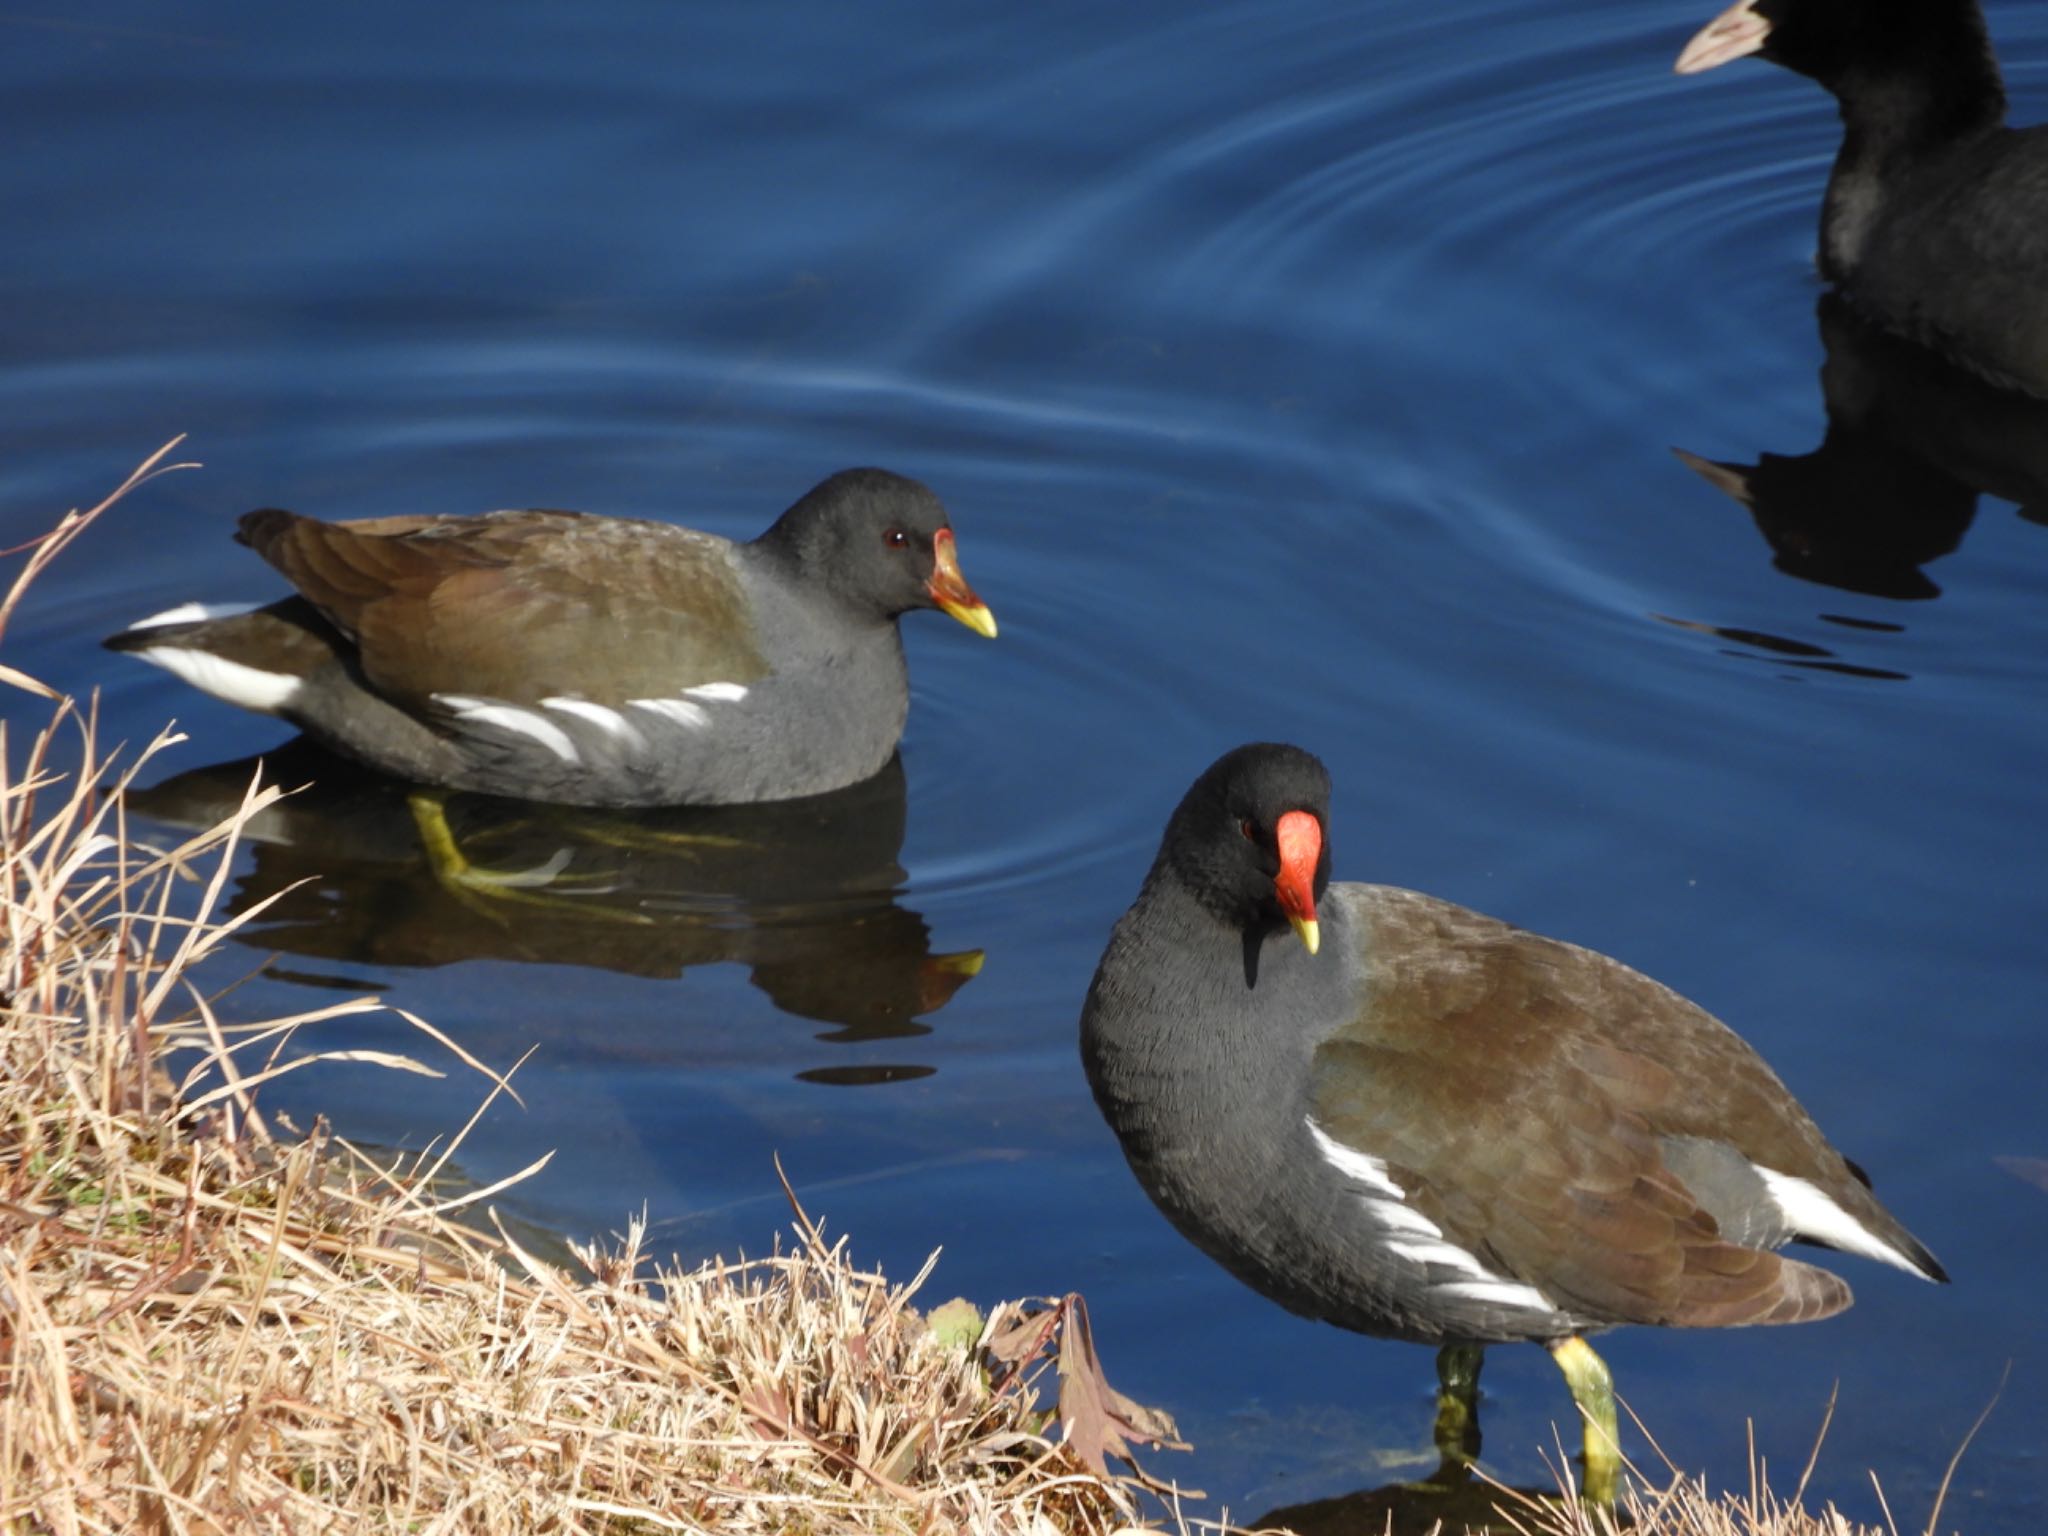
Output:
[[1676, 294, 2048, 600], [125, 740, 980, 1070]]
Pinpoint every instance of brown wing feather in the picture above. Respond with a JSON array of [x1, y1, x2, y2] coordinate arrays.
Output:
[[1312, 886, 1861, 1330], [237, 508, 769, 704]]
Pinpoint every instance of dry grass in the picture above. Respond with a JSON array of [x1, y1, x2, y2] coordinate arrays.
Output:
[[0, 445, 1968, 1536], [1479, 1404, 1971, 1536]]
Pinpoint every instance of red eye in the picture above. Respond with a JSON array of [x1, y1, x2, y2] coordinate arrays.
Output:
[[1239, 818, 1258, 841], [884, 528, 910, 549]]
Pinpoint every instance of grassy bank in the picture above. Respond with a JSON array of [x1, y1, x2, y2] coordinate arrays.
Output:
[[1, 447, 1951, 1535]]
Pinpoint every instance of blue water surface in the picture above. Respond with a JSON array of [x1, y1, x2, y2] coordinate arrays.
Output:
[[4, 1, 2045, 1528]]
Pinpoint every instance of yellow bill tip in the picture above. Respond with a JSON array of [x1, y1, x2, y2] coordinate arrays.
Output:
[[927, 948, 986, 978], [1289, 915, 1321, 955], [939, 598, 998, 639]]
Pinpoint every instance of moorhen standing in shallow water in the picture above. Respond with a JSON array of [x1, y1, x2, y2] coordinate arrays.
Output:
[[1080, 744, 1946, 1503], [107, 468, 995, 808], [1676, 0, 2048, 398]]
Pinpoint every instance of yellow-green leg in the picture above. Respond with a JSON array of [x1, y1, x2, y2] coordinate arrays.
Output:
[[1430, 1342, 1485, 1482], [1547, 1335, 1620, 1505], [553, 817, 749, 855], [407, 791, 651, 924]]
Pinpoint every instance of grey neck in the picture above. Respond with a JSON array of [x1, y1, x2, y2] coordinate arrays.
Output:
[[1085, 868, 1351, 1093]]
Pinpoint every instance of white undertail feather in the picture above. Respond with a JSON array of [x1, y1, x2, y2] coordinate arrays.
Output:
[[134, 647, 301, 712], [1306, 1119, 1559, 1316], [126, 600, 261, 631], [1754, 1166, 1937, 1278]]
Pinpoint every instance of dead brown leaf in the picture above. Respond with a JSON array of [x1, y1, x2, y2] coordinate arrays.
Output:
[[984, 1294, 1187, 1484]]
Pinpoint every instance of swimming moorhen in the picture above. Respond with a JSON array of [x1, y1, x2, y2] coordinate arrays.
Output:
[[107, 468, 995, 807]]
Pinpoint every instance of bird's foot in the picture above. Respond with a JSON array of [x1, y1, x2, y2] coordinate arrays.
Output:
[[407, 792, 653, 925]]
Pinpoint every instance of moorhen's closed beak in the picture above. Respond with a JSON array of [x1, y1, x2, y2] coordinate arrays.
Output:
[[927, 528, 997, 638], [1274, 809, 1321, 954]]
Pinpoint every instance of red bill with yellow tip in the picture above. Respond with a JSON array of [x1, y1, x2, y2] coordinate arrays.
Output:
[[1274, 809, 1321, 954], [927, 527, 997, 638]]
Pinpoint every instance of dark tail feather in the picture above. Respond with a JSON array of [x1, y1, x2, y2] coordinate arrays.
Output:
[[236, 506, 301, 555], [102, 597, 347, 674]]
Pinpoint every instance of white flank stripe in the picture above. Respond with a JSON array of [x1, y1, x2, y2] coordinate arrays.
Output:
[[1754, 1166, 1931, 1277], [1435, 1278, 1557, 1310], [1385, 1238, 1497, 1280], [683, 681, 749, 703], [1309, 1116, 1560, 1317], [128, 600, 260, 631], [629, 697, 710, 729], [542, 697, 648, 749], [138, 647, 301, 711], [437, 695, 581, 764], [1306, 1119, 1404, 1197]]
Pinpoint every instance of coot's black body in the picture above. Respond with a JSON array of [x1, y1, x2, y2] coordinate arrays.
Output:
[[1679, 0, 2048, 397]]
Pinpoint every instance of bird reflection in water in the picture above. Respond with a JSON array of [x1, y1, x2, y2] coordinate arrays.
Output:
[[125, 740, 981, 1083], [1251, 1472, 1566, 1536], [1669, 292, 2048, 668], [1233, 1388, 1580, 1536]]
